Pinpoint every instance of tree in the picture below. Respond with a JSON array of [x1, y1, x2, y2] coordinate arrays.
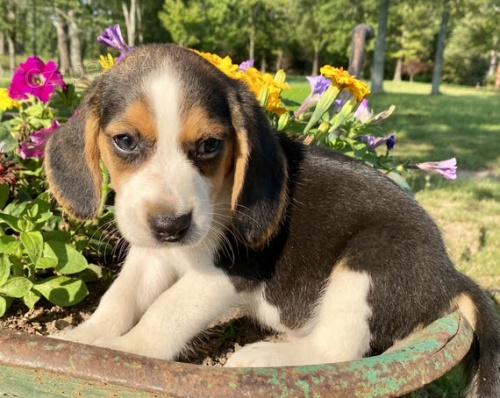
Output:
[[431, 5, 450, 95], [371, 0, 390, 93]]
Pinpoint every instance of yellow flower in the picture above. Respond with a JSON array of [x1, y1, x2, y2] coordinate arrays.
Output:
[[99, 53, 116, 71], [320, 65, 370, 102], [195, 51, 241, 79], [346, 79, 371, 102], [0, 88, 20, 111], [195, 50, 289, 116]]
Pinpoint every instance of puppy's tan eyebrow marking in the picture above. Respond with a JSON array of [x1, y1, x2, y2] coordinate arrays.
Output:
[[105, 100, 157, 142], [179, 107, 227, 145]]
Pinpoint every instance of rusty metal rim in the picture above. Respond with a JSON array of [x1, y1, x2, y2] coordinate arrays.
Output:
[[0, 311, 473, 397]]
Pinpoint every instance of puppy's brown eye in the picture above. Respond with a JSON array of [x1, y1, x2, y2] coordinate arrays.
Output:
[[197, 138, 222, 160], [113, 134, 137, 152]]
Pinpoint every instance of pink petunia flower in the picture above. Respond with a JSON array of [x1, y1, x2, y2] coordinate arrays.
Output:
[[407, 158, 457, 180], [19, 120, 61, 160], [8, 56, 65, 103]]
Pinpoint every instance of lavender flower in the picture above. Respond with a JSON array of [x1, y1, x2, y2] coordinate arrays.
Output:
[[360, 133, 396, 151], [98, 25, 133, 61], [353, 99, 371, 123], [238, 59, 254, 71], [407, 158, 457, 180], [294, 75, 332, 117]]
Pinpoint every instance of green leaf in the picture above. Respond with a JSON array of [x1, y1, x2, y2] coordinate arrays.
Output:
[[0, 255, 12, 286], [23, 289, 41, 309], [20, 231, 44, 265], [36, 257, 58, 269], [0, 183, 9, 210], [0, 235, 21, 255], [0, 123, 18, 153], [304, 84, 341, 133], [42, 241, 88, 274], [0, 212, 22, 232], [34, 276, 88, 307], [0, 296, 7, 317], [0, 277, 34, 298]]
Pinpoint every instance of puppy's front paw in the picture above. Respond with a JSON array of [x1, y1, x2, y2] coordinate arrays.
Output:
[[49, 322, 107, 345], [224, 341, 295, 368]]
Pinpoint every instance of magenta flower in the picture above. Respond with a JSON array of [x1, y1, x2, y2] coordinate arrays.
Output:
[[8, 56, 65, 103], [98, 25, 133, 61], [359, 133, 396, 151], [238, 59, 255, 71], [407, 158, 457, 180], [353, 99, 372, 123], [295, 75, 332, 117], [19, 120, 60, 160]]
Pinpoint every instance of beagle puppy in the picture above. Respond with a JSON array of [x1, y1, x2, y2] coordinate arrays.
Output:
[[45, 44, 499, 397]]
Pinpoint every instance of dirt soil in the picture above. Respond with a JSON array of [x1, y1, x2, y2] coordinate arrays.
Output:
[[0, 278, 283, 366]]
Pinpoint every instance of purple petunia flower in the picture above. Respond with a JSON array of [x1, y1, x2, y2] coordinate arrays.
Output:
[[98, 25, 133, 61], [360, 133, 396, 151], [353, 99, 372, 123], [238, 59, 254, 71], [294, 75, 332, 117], [19, 120, 61, 160], [407, 158, 457, 180], [8, 56, 65, 103]]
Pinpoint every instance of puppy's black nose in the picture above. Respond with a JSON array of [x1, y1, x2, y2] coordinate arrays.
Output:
[[148, 212, 192, 243]]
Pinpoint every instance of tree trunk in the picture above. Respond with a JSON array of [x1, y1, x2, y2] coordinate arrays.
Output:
[[311, 44, 319, 76], [371, 0, 390, 94], [122, 0, 136, 47], [249, 3, 260, 60], [275, 48, 284, 71], [55, 10, 70, 74], [495, 64, 500, 91], [0, 32, 5, 56], [348, 24, 374, 78], [260, 54, 266, 73], [393, 56, 403, 81], [68, 10, 82, 69], [136, 0, 143, 44], [6, 35, 15, 72], [431, 8, 449, 95], [6, 2, 16, 72], [487, 49, 496, 76]]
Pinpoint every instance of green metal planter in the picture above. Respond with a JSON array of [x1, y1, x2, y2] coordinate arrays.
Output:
[[0, 311, 473, 398]]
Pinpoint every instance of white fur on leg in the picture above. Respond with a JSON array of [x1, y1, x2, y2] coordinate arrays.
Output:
[[95, 267, 239, 360], [51, 246, 178, 345], [225, 268, 372, 367]]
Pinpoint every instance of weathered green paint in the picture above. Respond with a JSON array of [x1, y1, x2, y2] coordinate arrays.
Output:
[[0, 311, 473, 398]]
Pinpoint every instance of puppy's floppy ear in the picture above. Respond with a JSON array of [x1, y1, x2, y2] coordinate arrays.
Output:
[[229, 82, 288, 249], [44, 84, 102, 219]]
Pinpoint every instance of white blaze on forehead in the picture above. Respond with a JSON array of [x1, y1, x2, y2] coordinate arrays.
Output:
[[146, 68, 194, 197], [148, 70, 182, 152]]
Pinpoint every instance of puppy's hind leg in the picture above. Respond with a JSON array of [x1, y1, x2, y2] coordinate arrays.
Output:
[[225, 264, 373, 367]]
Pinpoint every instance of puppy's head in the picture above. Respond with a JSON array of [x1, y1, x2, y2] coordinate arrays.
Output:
[[45, 44, 287, 250]]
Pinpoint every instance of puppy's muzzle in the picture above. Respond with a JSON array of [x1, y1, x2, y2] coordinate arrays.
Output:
[[148, 212, 192, 243]]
